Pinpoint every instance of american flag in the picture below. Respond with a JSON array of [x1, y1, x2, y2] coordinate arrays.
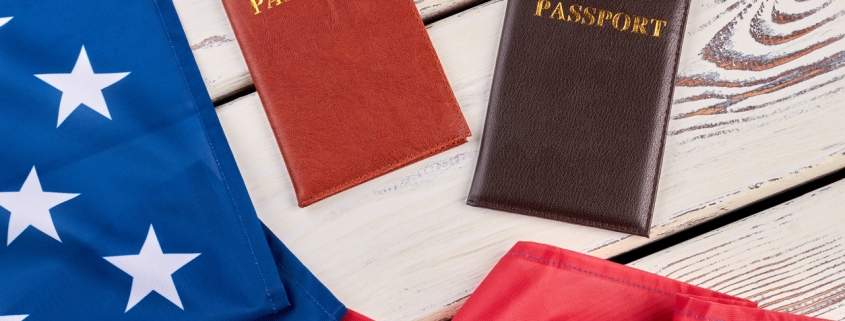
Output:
[[0, 1, 364, 320]]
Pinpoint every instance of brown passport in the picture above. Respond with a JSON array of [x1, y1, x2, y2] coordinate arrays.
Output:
[[467, 0, 692, 236], [221, 0, 471, 207]]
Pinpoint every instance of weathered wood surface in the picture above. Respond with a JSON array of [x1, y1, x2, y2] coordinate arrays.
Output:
[[206, 0, 845, 319], [171, 0, 480, 101], [630, 178, 845, 320]]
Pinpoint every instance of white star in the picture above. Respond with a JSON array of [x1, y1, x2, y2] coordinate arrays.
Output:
[[104, 225, 200, 312], [0, 167, 79, 246], [0, 17, 11, 28], [0, 315, 28, 321], [35, 46, 129, 127]]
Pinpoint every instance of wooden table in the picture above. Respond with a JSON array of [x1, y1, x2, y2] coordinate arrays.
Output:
[[631, 178, 845, 320], [172, 0, 845, 319]]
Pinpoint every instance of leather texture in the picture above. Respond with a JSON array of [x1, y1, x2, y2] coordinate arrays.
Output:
[[467, 0, 692, 236], [222, 0, 471, 206]]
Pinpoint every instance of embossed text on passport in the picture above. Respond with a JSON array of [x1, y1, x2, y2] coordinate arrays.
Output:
[[535, 0, 668, 38]]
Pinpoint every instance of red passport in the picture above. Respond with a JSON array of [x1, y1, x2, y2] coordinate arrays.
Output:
[[222, 0, 471, 206], [454, 242, 829, 321]]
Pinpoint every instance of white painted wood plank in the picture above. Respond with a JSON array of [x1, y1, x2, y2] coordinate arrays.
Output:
[[214, 0, 845, 319], [172, 0, 249, 101], [630, 179, 845, 320], [172, 0, 479, 101]]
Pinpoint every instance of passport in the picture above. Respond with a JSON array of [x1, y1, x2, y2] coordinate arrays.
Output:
[[467, 0, 692, 236], [222, 0, 471, 206]]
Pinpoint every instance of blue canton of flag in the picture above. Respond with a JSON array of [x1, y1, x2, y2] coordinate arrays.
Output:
[[0, 1, 357, 320]]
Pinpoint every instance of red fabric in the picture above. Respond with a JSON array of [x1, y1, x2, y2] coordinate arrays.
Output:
[[454, 241, 828, 321], [673, 295, 827, 321], [341, 309, 374, 321]]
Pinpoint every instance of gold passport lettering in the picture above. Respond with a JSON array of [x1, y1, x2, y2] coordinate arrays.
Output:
[[612, 12, 630, 31], [596, 9, 613, 27], [535, 1, 669, 38], [250, 0, 290, 15], [631, 16, 649, 34], [650, 18, 668, 37], [568, 5, 581, 23], [536, 0, 551, 16], [581, 7, 596, 25], [550, 3, 566, 20]]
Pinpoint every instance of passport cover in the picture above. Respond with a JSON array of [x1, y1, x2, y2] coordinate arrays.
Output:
[[222, 0, 471, 206], [467, 0, 692, 235]]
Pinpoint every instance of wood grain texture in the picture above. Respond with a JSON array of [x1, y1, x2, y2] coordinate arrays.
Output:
[[630, 179, 845, 320], [210, 0, 845, 319], [171, 0, 480, 102]]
